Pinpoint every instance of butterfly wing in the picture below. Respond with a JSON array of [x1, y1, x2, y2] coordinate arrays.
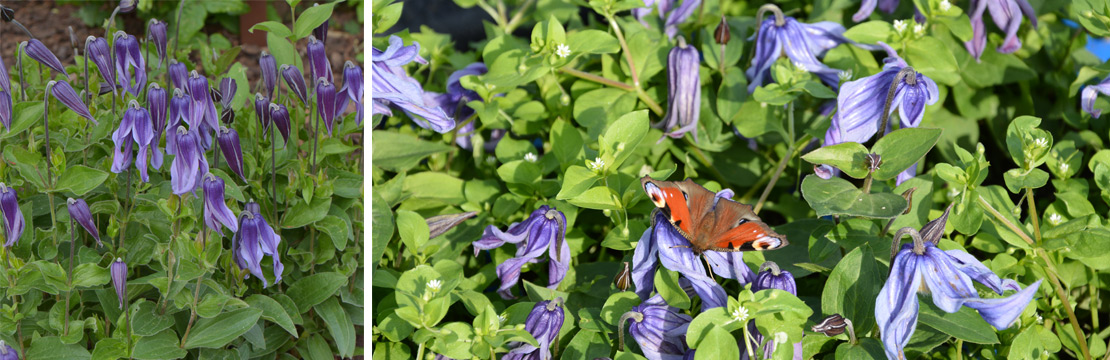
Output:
[[700, 198, 788, 252], [641, 177, 716, 240]]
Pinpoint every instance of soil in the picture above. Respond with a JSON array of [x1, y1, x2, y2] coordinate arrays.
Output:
[[0, 0, 364, 86]]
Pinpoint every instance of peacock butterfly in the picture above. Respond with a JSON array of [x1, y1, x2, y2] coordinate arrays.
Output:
[[641, 176, 788, 254]]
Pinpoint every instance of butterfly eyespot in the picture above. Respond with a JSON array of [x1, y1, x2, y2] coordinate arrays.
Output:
[[754, 237, 784, 251], [644, 182, 667, 208], [681, 191, 688, 201]]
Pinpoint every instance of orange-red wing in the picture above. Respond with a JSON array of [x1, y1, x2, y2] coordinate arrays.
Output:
[[705, 221, 788, 252], [659, 186, 693, 235]]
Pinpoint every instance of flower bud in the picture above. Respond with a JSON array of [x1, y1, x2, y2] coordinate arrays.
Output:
[[614, 261, 631, 291], [260, 51, 277, 98], [67, 198, 101, 246], [0, 183, 25, 247], [111, 258, 128, 309], [812, 314, 849, 337], [280, 64, 308, 106], [24, 39, 68, 77], [148, 19, 168, 69], [268, 102, 291, 146], [714, 16, 731, 45], [217, 127, 247, 182]]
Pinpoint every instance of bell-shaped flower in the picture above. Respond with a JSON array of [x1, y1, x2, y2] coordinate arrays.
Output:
[[113, 31, 146, 98], [818, 42, 937, 183], [24, 39, 68, 77], [148, 19, 168, 69], [750, 262, 802, 360], [47, 80, 97, 124], [218, 78, 236, 109], [254, 93, 271, 133], [0, 183, 24, 247], [117, 0, 136, 13], [620, 294, 692, 360], [231, 201, 284, 287], [202, 174, 237, 236], [110, 258, 127, 308], [747, 13, 851, 92], [631, 190, 754, 309], [167, 89, 190, 136], [306, 35, 333, 83], [280, 64, 308, 107], [504, 298, 564, 360], [86, 36, 115, 87], [67, 198, 101, 246], [341, 61, 364, 124], [433, 63, 486, 149], [658, 36, 700, 142], [877, 208, 1042, 360], [0, 51, 10, 130], [1081, 76, 1110, 118], [853, 0, 925, 22], [632, 0, 702, 39], [169, 61, 188, 91], [0, 339, 17, 360], [169, 125, 209, 195], [111, 100, 155, 182], [260, 51, 277, 98], [147, 83, 167, 169], [316, 78, 338, 136], [269, 102, 291, 146], [965, 0, 1037, 61], [188, 71, 218, 132], [372, 35, 454, 133], [217, 126, 246, 182], [472, 205, 570, 299]]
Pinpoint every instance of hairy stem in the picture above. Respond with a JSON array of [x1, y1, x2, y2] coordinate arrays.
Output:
[[179, 274, 205, 348], [64, 217, 76, 335]]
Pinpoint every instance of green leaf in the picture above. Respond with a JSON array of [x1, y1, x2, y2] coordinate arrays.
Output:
[[563, 330, 612, 359], [302, 334, 335, 360], [844, 20, 894, 44], [556, 165, 601, 200], [396, 210, 430, 251], [56, 165, 109, 195], [4, 145, 48, 190], [249, 21, 292, 37], [692, 324, 740, 360], [1003, 168, 1049, 193], [90, 338, 127, 360], [267, 32, 302, 73], [599, 110, 650, 171], [1008, 325, 1061, 360], [132, 301, 178, 336], [834, 338, 887, 360], [716, 71, 749, 124], [801, 142, 871, 179], [567, 185, 622, 210], [183, 307, 264, 349], [282, 197, 331, 228], [802, 81, 837, 99], [246, 294, 299, 337], [600, 292, 641, 326], [71, 263, 110, 288], [654, 268, 691, 310], [1005, 116, 1051, 169], [822, 246, 883, 335], [293, 2, 339, 40], [905, 36, 960, 85], [568, 30, 619, 55], [371, 131, 453, 172], [287, 272, 348, 312], [26, 336, 91, 360], [316, 215, 350, 251], [871, 128, 942, 180], [0, 102, 44, 140], [132, 330, 187, 360], [801, 175, 908, 218], [315, 297, 356, 358], [917, 299, 1000, 344]]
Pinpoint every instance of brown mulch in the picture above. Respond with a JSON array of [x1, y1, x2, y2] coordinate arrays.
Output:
[[0, 0, 364, 86]]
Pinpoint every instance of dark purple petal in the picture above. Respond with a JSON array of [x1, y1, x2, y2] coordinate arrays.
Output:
[[316, 79, 337, 136], [170, 126, 202, 194], [25, 39, 68, 77], [67, 198, 101, 246], [111, 110, 136, 174], [631, 222, 659, 300], [260, 51, 277, 98], [148, 19, 168, 69], [853, 0, 877, 21], [254, 93, 271, 133], [217, 127, 246, 182], [280, 64, 308, 106], [269, 103, 291, 146], [0, 339, 17, 360], [166, 89, 190, 154], [238, 216, 268, 287], [169, 61, 188, 91], [48, 81, 97, 124], [0, 92, 10, 131], [660, 36, 700, 141], [188, 71, 218, 130], [118, 0, 136, 13], [127, 102, 154, 182], [87, 36, 115, 86], [628, 295, 692, 359], [876, 245, 923, 360], [218, 78, 236, 109], [313, 17, 329, 45], [113, 32, 146, 98], [110, 258, 127, 309], [0, 184, 24, 247], [202, 174, 238, 236], [306, 36, 333, 84]]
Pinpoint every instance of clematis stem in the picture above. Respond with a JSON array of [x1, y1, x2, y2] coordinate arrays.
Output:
[[755, 101, 796, 214], [977, 195, 1092, 360], [172, 0, 185, 57], [63, 217, 76, 335], [956, 339, 963, 360], [607, 15, 639, 88], [876, 67, 918, 140], [616, 311, 643, 351], [755, 4, 786, 27], [1026, 188, 1042, 244], [17, 44, 26, 101], [179, 274, 205, 348], [474, 0, 508, 29], [271, 120, 277, 223], [740, 133, 813, 203], [844, 318, 857, 345], [83, 39, 91, 105], [503, 0, 535, 33], [558, 67, 634, 91]]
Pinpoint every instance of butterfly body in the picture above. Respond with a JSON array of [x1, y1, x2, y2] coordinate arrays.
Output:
[[641, 176, 788, 254]]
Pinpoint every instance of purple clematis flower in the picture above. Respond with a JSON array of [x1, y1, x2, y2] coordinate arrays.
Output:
[[118, 0, 136, 13], [433, 62, 486, 149], [260, 51, 277, 98], [816, 42, 937, 184], [314, 17, 329, 45], [965, 0, 1037, 61], [167, 88, 190, 134], [372, 35, 455, 133], [306, 35, 333, 83], [188, 71, 218, 135], [168, 125, 208, 195], [114, 31, 146, 98], [85, 36, 115, 87], [202, 174, 237, 236], [632, 0, 702, 39], [658, 36, 700, 142], [0, 339, 17, 360], [878, 208, 1042, 360], [111, 100, 155, 182], [853, 0, 925, 23], [750, 262, 802, 360], [169, 61, 188, 91], [67, 198, 101, 246], [218, 78, 236, 109], [473, 205, 570, 299], [0, 51, 10, 130], [269, 102, 291, 146], [0, 183, 24, 247], [504, 298, 564, 360], [24, 39, 68, 77], [148, 19, 168, 69], [341, 61, 364, 124], [148, 83, 167, 169], [620, 294, 693, 360], [110, 258, 127, 308], [47, 80, 97, 124], [747, 12, 851, 92], [280, 64, 309, 107], [254, 93, 271, 133], [231, 201, 284, 287], [316, 78, 338, 136], [1081, 75, 1110, 118], [217, 126, 246, 182]]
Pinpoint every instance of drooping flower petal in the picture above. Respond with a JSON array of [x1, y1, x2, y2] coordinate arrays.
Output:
[[316, 79, 338, 136], [260, 51, 277, 98], [113, 32, 146, 98], [202, 174, 238, 236], [218, 78, 236, 109], [148, 19, 168, 69], [111, 258, 128, 309], [25, 39, 68, 77], [254, 93, 271, 133], [306, 35, 333, 83], [169, 61, 188, 91], [281, 64, 309, 107], [217, 127, 246, 182], [269, 102, 291, 146], [67, 198, 101, 246], [148, 83, 168, 169], [48, 80, 97, 124], [473, 206, 568, 299], [659, 36, 701, 142], [626, 295, 692, 360], [372, 36, 455, 133], [0, 184, 25, 247]]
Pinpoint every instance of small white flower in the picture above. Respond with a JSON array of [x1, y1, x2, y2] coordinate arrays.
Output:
[[940, 0, 952, 11], [427, 279, 442, 292], [524, 152, 538, 162], [1033, 138, 1048, 148], [947, 187, 961, 198], [556, 44, 571, 58], [913, 23, 926, 36], [893, 19, 908, 33], [1036, 314, 1044, 324], [498, 314, 507, 323], [838, 69, 853, 82], [731, 306, 749, 323], [1049, 213, 1063, 225], [1059, 162, 1070, 174], [793, 61, 808, 72], [773, 332, 789, 345], [588, 157, 605, 171]]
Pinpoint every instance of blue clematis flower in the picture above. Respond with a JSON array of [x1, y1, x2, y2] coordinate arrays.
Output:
[[67, 198, 101, 246], [260, 51, 277, 98], [188, 71, 218, 143], [231, 201, 284, 287], [147, 83, 167, 169], [1081, 76, 1110, 118], [0, 183, 25, 248], [168, 125, 209, 195], [47, 80, 97, 124], [965, 0, 1037, 61], [877, 208, 1042, 360], [433, 62, 487, 149], [0, 339, 17, 360], [169, 61, 188, 92], [632, 189, 754, 310], [269, 102, 291, 146], [281, 64, 309, 107], [372, 35, 455, 133], [658, 36, 700, 142], [505, 298, 564, 360], [473, 205, 569, 299], [750, 262, 802, 360], [816, 42, 937, 184], [148, 19, 167, 70], [111, 100, 155, 182], [620, 294, 693, 360], [0, 44, 12, 130], [632, 0, 702, 39], [217, 126, 246, 182], [307, 36, 333, 84], [24, 39, 68, 77], [202, 174, 237, 236], [111, 258, 127, 309], [746, 9, 852, 93], [114, 31, 146, 98]]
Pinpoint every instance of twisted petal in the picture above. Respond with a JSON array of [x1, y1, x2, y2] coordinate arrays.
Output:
[[111, 111, 136, 174], [663, 0, 700, 39], [746, 20, 784, 93], [114, 33, 146, 97], [987, 0, 1024, 54], [965, 0, 989, 61], [217, 127, 247, 182], [202, 175, 238, 236], [0, 186, 24, 247], [920, 245, 1039, 330], [170, 128, 202, 194], [281, 65, 309, 106], [876, 245, 924, 360], [852, 0, 878, 22], [188, 72, 218, 130], [50, 81, 97, 124], [372, 39, 455, 133], [961, 280, 1041, 330], [67, 198, 101, 246], [169, 61, 189, 91], [1082, 78, 1110, 118], [238, 217, 268, 287], [127, 105, 154, 182], [26, 39, 68, 77]]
